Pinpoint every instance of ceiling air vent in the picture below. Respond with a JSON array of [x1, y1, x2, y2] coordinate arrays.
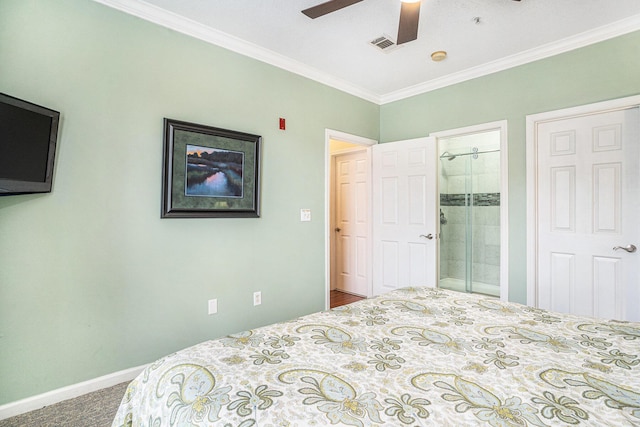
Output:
[[369, 35, 400, 53]]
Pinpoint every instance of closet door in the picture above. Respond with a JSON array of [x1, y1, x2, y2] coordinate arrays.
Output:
[[534, 107, 640, 321], [372, 137, 437, 296]]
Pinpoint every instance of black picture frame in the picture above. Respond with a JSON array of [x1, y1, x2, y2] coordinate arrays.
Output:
[[161, 118, 261, 218]]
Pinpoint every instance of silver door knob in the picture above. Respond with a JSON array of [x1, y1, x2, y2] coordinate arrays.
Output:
[[613, 244, 637, 253], [420, 234, 434, 240]]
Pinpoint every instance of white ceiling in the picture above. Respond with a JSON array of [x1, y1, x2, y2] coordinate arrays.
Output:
[[97, 0, 640, 104]]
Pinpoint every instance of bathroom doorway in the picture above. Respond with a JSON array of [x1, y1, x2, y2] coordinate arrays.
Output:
[[431, 122, 508, 299]]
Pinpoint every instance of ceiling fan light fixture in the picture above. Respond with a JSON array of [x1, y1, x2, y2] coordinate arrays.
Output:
[[431, 50, 447, 62]]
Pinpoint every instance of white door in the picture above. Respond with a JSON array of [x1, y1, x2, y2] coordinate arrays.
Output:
[[535, 107, 640, 321], [372, 137, 438, 296], [333, 150, 370, 296]]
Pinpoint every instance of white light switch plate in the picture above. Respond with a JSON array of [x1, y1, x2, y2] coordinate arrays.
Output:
[[300, 209, 311, 222], [208, 299, 218, 315], [253, 291, 262, 306]]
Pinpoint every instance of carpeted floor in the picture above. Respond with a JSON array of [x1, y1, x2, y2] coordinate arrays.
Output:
[[0, 382, 128, 427]]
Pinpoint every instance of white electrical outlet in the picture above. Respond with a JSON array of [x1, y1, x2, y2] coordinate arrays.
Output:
[[253, 291, 262, 306], [300, 209, 311, 222], [208, 299, 218, 315]]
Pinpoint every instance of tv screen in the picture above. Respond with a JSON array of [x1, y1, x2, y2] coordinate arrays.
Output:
[[0, 93, 60, 195]]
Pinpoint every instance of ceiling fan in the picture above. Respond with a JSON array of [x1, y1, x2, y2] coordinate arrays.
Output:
[[302, 0, 421, 45], [302, 0, 522, 45]]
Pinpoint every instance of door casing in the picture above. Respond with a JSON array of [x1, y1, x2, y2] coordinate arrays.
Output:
[[325, 129, 377, 310]]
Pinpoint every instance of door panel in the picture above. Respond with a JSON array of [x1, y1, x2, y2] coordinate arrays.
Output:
[[593, 163, 620, 233], [549, 252, 574, 314], [408, 242, 428, 285], [381, 177, 399, 222], [536, 107, 639, 321], [372, 137, 437, 296], [593, 256, 622, 320], [382, 241, 399, 288], [550, 166, 575, 231]]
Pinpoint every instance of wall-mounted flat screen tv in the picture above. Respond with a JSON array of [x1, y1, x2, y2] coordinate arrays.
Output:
[[0, 93, 60, 195]]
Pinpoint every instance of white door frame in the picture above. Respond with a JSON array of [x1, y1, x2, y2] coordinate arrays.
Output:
[[526, 94, 640, 307], [325, 129, 377, 310], [430, 120, 509, 301]]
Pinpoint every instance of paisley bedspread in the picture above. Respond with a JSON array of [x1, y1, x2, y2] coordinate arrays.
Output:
[[112, 287, 640, 426]]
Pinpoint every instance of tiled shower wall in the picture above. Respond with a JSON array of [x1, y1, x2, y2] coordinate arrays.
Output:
[[439, 147, 501, 288]]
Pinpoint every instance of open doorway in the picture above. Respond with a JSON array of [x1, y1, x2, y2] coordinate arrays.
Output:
[[324, 129, 377, 309]]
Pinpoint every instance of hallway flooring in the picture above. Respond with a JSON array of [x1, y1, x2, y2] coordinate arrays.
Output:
[[330, 290, 365, 308]]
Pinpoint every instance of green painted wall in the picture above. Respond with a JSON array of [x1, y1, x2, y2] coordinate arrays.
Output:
[[380, 31, 640, 304], [2, 0, 640, 407], [0, 0, 379, 404]]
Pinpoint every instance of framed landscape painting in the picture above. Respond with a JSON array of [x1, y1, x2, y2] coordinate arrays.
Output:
[[162, 118, 261, 218]]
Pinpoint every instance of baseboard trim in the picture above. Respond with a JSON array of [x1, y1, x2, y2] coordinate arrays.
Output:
[[0, 364, 146, 421]]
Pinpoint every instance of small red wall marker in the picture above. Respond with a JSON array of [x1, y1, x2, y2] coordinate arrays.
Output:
[[279, 117, 286, 130]]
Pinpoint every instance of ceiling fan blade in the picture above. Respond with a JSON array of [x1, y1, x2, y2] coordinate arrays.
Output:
[[302, 0, 363, 19], [396, 1, 421, 45]]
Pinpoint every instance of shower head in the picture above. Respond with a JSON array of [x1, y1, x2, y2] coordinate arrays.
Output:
[[440, 151, 456, 161]]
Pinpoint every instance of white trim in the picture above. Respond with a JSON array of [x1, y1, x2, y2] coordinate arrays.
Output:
[[381, 14, 640, 104], [430, 120, 509, 302], [525, 94, 640, 308], [526, 113, 540, 308], [91, 0, 380, 104], [325, 129, 378, 147], [429, 120, 506, 140], [324, 129, 377, 310], [0, 364, 146, 421], [92, 0, 640, 105], [330, 146, 369, 156]]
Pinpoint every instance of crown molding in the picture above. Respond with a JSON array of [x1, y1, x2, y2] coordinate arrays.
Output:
[[93, 0, 640, 106], [380, 13, 640, 104], [92, 0, 382, 104]]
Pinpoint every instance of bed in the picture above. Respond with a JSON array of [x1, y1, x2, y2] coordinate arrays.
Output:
[[112, 287, 640, 426]]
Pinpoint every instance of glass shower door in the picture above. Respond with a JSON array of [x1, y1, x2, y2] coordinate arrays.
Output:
[[438, 132, 501, 297]]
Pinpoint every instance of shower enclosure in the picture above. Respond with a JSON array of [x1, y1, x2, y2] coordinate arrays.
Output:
[[438, 130, 501, 297]]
